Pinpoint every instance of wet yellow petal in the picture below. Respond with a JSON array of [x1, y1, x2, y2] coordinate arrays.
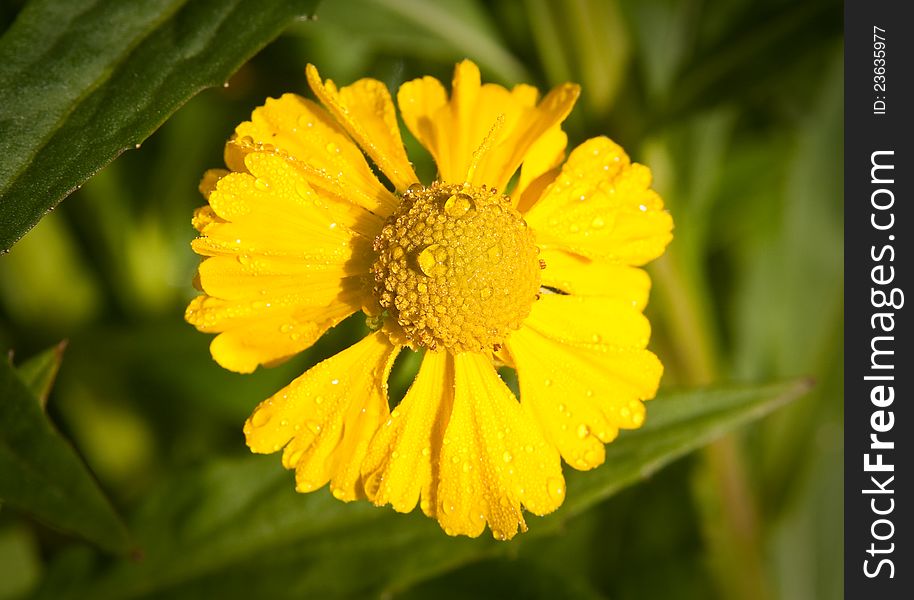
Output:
[[526, 294, 651, 349], [469, 83, 579, 191], [186, 151, 378, 373], [507, 325, 662, 471], [232, 93, 398, 217], [512, 127, 566, 212], [526, 137, 673, 266], [186, 279, 361, 373], [244, 333, 399, 499], [539, 249, 651, 310], [306, 65, 418, 192], [437, 353, 564, 540], [361, 350, 452, 515], [194, 151, 381, 256], [397, 75, 450, 178], [398, 60, 578, 189], [199, 169, 229, 200]]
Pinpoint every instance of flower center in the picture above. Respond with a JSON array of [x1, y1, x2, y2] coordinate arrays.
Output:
[[371, 182, 541, 353]]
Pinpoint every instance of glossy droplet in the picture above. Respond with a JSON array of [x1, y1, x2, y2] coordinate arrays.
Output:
[[462, 461, 472, 473], [254, 178, 270, 191], [544, 379, 553, 387], [546, 477, 565, 502], [444, 193, 473, 217], [591, 216, 605, 229], [577, 424, 590, 439], [325, 142, 339, 153], [314, 396, 323, 405], [406, 182, 424, 194], [287, 449, 304, 465], [306, 421, 322, 434], [502, 451, 513, 463], [417, 244, 446, 276], [421, 446, 431, 457], [332, 488, 346, 500], [250, 410, 270, 427]]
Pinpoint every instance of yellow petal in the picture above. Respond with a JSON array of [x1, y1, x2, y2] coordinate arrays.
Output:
[[469, 83, 579, 191], [507, 325, 663, 471], [186, 151, 379, 373], [540, 248, 652, 309], [398, 60, 579, 189], [361, 350, 452, 515], [186, 280, 361, 373], [526, 137, 673, 266], [244, 333, 400, 499], [194, 152, 381, 258], [437, 352, 565, 540], [232, 93, 398, 217], [397, 75, 450, 178], [306, 65, 418, 192], [526, 294, 651, 349], [199, 169, 229, 200], [512, 127, 567, 212]]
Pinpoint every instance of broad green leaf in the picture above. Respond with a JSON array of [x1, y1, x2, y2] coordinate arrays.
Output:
[[15, 340, 67, 409], [40, 379, 807, 599], [0, 351, 130, 553], [0, 0, 319, 252]]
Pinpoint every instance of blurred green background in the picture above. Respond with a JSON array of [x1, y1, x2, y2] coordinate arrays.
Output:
[[0, 0, 843, 598]]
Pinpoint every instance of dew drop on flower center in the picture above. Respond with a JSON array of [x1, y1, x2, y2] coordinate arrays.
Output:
[[370, 181, 541, 353]]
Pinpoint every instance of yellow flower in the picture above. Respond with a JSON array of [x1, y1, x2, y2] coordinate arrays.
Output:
[[186, 60, 673, 540]]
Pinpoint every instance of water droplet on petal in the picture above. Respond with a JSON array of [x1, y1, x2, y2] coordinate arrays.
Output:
[[577, 424, 590, 439], [502, 451, 513, 463], [591, 216, 605, 229], [546, 477, 565, 503]]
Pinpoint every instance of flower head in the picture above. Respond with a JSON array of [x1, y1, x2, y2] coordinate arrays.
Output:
[[186, 60, 673, 540]]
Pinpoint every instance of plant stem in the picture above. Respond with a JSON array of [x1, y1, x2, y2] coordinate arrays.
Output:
[[651, 251, 770, 600]]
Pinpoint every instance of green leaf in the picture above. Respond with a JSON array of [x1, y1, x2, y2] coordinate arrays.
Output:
[[14, 340, 67, 409], [557, 378, 811, 520], [0, 350, 130, 554], [0, 0, 320, 252], [40, 379, 807, 599]]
